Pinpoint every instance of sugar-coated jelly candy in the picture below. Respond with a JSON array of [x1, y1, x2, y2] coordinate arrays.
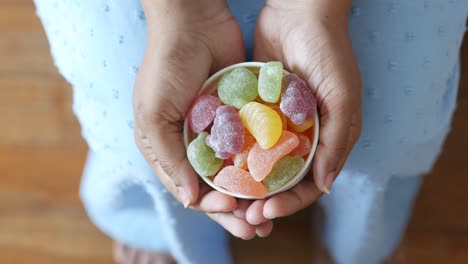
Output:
[[206, 106, 244, 159], [258, 61, 283, 103], [187, 132, 223, 177], [288, 117, 314, 133], [239, 102, 282, 149], [223, 158, 234, 167], [280, 74, 317, 125], [290, 133, 312, 157], [214, 166, 268, 199], [263, 156, 305, 191], [233, 132, 256, 169], [267, 104, 288, 130], [218, 67, 258, 109], [188, 95, 222, 133], [247, 131, 299, 181]]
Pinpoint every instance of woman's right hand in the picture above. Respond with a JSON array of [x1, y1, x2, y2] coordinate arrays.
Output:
[[250, 0, 362, 221], [133, 0, 273, 240]]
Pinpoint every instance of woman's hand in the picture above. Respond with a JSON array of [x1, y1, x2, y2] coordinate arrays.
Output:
[[133, 0, 272, 239], [251, 0, 362, 220]]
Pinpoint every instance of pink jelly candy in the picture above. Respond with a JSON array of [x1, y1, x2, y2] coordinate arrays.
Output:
[[290, 133, 312, 157], [189, 95, 222, 133], [280, 74, 317, 125], [247, 131, 299, 182], [214, 166, 268, 198], [206, 106, 245, 159]]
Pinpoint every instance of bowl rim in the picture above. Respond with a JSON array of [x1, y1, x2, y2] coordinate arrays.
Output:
[[183, 61, 320, 199]]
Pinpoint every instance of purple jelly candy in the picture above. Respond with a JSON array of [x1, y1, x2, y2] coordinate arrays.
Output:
[[216, 151, 233, 160], [206, 106, 245, 159], [189, 95, 222, 133], [280, 74, 317, 125]]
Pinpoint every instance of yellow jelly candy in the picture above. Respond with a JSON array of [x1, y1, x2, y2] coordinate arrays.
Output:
[[288, 117, 314, 133], [239, 102, 282, 149]]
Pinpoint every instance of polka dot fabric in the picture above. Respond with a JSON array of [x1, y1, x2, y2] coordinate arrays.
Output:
[[34, 0, 467, 263]]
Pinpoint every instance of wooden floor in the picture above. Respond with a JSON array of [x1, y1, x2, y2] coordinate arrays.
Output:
[[0, 1, 467, 263]]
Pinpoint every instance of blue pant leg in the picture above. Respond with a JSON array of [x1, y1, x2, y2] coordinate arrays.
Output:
[[319, 1, 467, 263], [320, 173, 424, 264]]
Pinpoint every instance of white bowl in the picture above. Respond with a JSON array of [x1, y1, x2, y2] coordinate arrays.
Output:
[[183, 62, 320, 199]]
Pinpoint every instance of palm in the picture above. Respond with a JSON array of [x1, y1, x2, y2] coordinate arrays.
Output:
[[134, 8, 273, 239], [250, 5, 362, 219]]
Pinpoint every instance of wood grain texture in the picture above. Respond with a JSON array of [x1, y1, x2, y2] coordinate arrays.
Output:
[[0, 1, 467, 263]]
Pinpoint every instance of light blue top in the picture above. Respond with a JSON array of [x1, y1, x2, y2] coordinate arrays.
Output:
[[34, 0, 467, 263]]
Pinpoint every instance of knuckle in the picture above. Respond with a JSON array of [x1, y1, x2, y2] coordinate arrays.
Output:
[[134, 101, 184, 133], [135, 107, 152, 126], [324, 144, 347, 159], [159, 158, 185, 183]]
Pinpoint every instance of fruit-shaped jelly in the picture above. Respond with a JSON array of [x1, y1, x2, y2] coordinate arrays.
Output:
[[280, 74, 317, 125], [263, 156, 305, 191], [258, 61, 283, 103], [206, 106, 245, 159], [187, 132, 223, 177], [214, 166, 268, 199], [188, 95, 222, 133], [233, 132, 256, 169], [247, 131, 299, 181], [239, 102, 282, 149], [290, 133, 312, 157], [288, 117, 314, 133], [218, 67, 258, 109]]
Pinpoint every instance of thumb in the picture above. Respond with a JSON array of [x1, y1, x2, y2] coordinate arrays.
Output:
[[312, 97, 354, 194], [302, 31, 362, 194]]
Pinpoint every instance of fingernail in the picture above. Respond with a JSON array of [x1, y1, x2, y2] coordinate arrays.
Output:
[[177, 187, 190, 208], [263, 210, 276, 220], [323, 171, 336, 195]]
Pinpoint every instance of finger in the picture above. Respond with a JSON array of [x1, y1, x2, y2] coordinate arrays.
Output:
[[134, 127, 201, 208], [312, 89, 356, 194], [263, 178, 322, 219], [233, 199, 252, 219], [149, 155, 237, 213], [331, 110, 362, 179], [207, 212, 256, 240], [255, 221, 274, 238], [197, 189, 237, 213], [246, 200, 270, 225]]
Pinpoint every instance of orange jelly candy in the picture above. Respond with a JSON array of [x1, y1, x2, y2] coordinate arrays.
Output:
[[290, 133, 312, 157], [233, 132, 256, 169], [288, 117, 314, 133], [213, 166, 268, 199], [247, 131, 299, 182]]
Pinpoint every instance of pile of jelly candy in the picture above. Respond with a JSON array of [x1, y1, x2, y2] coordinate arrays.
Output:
[[187, 62, 317, 199]]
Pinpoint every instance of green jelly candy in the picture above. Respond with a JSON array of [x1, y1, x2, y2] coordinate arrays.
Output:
[[258, 61, 283, 103], [218, 67, 258, 109], [187, 132, 223, 177], [263, 156, 305, 191]]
